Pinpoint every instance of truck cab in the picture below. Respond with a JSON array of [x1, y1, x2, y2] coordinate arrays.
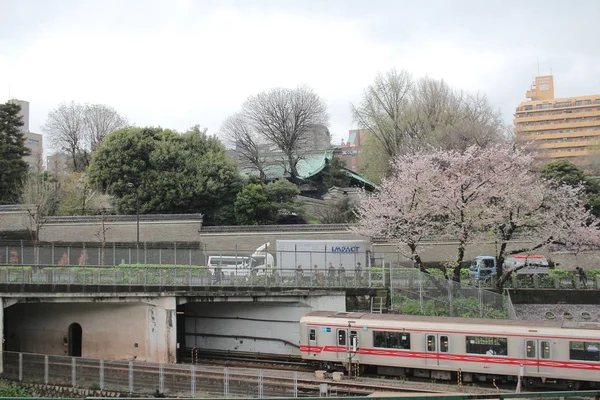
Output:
[[469, 254, 551, 282], [469, 256, 496, 282]]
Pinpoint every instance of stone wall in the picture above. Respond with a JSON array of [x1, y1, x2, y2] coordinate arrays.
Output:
[[1, 209, 599, 268]]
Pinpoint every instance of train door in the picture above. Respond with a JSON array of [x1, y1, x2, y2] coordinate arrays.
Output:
[[309, 327, 318, 357], [425, 334, 450, 367], [349, 329, 359, 363], [524, 339, 552, 375], [336, 329, 347, 359]]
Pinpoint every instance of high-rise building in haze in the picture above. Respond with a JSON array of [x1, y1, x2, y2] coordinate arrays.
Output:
[[9, 99, 44, 171], [514, 75, 600, 166]]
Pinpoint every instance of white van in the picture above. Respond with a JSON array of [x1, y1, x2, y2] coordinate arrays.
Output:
[[207, 256, 251, 278]]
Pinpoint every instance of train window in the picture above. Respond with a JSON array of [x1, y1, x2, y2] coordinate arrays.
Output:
[[373, 331, 411, 350], [570, 341, 600, 362], [541, 341, 551, 359], [338, 330, 346, 346], [526, 340, 536, 358], [309, 329, 316, 341], [466, 336, 507, 356], [427, 335, 436, 351], [440, 336, 449, 353]]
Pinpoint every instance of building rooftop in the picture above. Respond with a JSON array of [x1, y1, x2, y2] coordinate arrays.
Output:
[[240, 148, 375, 190]]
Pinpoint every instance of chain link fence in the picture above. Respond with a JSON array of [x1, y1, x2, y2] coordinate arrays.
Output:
[[1, 351, 314, 397], [389, 266, 508, 319], [0, 265, 383, 289]]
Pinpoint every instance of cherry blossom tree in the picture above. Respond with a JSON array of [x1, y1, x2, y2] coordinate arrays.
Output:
[[352, 153, 444, 261], [487, 177, 600, 287], [354, 144, 600, 290], [433, 147, 507, 270]]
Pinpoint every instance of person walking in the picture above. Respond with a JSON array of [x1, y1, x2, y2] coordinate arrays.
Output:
[[338, 264, 346, 285], [296, 264, 303, 286], [355, 262, 363, 286], [576, 266, 588, 288], [328, 262, 336, 285]]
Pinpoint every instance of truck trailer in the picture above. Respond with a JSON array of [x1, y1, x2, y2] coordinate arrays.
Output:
[[275, 239, 369, 272]]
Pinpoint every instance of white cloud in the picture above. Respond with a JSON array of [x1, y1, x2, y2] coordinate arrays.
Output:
[[1, 0, 599, 150]]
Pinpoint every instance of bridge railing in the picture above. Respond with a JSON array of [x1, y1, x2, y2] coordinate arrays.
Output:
[[0, 265, 382, 289]]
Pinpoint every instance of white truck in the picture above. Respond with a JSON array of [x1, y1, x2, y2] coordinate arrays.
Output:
[[275, 239, 369, 272]]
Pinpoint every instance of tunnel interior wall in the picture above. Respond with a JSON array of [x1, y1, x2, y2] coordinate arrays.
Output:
[[183, 294, 345, 357]]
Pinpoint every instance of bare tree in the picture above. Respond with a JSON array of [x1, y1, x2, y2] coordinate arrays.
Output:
[[411, 77, 462, 136], [352, 70, 509, 159], [42, 101, 86, 172], [42, 101, 128, 172], [351, 68, 418, 158], [94, 209, 112, 266], [429, 93, 508, 151], [85, 104, 128, 151], [21, 173, 58, 264], [243, 86, 329, 183], [220, 113, 268, 182]]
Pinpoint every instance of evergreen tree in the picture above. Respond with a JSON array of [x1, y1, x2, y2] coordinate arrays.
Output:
[[323, 157, 350, 188], [0, 102, 30, 203]]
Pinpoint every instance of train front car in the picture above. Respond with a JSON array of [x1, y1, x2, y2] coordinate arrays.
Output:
[[299, 311, 600, 389]]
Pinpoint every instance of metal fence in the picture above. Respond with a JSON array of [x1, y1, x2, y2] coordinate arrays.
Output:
[[0, 241, 205, 267], [1, 351, 311, 398], [0, 265, 382, 289], [389, 266, 600, 318], [389, 267, 508, 319]]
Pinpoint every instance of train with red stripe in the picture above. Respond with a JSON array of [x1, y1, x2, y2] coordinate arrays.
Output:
[[299, 311, 600, 389]]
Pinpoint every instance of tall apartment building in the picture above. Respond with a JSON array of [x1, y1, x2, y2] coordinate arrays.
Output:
[[9, 99, 44, 171], [514, 75, 600, 166]]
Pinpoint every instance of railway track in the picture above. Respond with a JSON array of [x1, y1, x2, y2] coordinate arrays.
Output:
[[185, 350, 512, 396], [186, 349, 312, 372]]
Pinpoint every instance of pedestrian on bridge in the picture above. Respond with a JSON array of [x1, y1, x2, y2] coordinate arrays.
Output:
[[328, 262, 336, 285], [296, 265, 304, 286], [338, 264, 346, 286]]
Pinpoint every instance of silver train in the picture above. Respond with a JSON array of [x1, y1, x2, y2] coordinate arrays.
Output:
[[299, 311, 600, 389]]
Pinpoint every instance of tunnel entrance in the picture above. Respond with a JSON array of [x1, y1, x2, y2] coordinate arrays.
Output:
[[68, 323, 82, 357]]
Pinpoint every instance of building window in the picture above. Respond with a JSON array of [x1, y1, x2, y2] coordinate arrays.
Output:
[[594, 99, 600, 104], [523, 105, 533, 111], [542, 103, 552, 109], [26, 139, 38, 149], [373, 331, 411, 350], [555, 101, 573, 108], [576, 101, 583, 106], [466, 336, 507, 356], [570, 341, 600, 361], [585, 100, 592, 105]]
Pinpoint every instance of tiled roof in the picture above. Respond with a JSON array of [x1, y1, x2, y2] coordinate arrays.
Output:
[[240, 149, 375, 190]]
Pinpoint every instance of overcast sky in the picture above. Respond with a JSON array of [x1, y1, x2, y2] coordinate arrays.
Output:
[[1, 0, 599, 153]]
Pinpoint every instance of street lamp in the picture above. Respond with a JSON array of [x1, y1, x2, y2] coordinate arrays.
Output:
[[126, 182, 140, 251]]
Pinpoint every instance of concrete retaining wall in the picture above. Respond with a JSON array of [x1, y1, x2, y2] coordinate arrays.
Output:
[[3, 298, 176, 363]]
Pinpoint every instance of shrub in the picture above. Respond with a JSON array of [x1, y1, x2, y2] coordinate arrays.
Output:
[[0, 381, 29, 397]]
